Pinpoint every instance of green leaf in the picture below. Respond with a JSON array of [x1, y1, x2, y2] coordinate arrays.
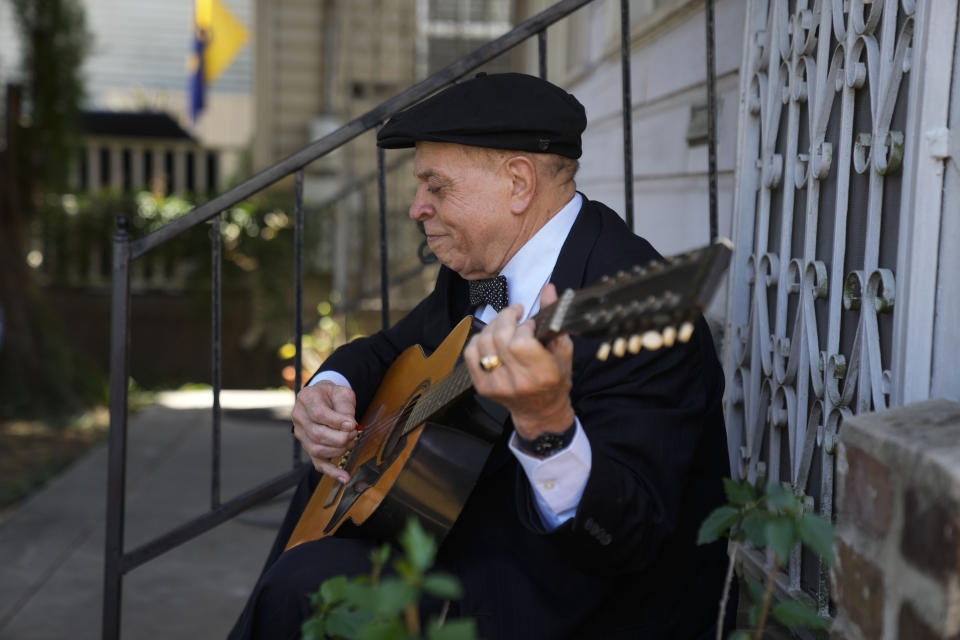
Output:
[[426, 618, 479, 640], [393, 558, 417, 582], [371, 543, 392, 570], [400, 517, 437, 573], [741, 510, 769, 547], [372, 577, 418, 618], [343, 581, 378, 613], [765, 481, 798, 512], [300, 616, 326, 640], [746, 579, 765, 604], [772, 599, 831, 630], [723, 478, 757, 506], [320, 575, 349, 605], [423, 572, 464, 600], [765, 517, 797, 563], [697, 506, 740, 545], [727, 631, 750, 640], [356, 619, 408, 640], [325, 605, 371, 638], [798, 512, 835, 565]]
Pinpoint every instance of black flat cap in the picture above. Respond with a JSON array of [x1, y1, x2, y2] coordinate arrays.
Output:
[[377, 73, 587, 159]]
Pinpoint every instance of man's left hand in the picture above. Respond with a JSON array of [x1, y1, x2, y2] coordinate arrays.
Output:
[[463, 283, 576, 439]]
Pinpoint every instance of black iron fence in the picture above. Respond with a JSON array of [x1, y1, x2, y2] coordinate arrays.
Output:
[[103, 0, 720, 636]]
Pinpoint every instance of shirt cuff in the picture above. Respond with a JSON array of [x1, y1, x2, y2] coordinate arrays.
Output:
[[306, 370, 353, 390], [509, 418, 592, 530]]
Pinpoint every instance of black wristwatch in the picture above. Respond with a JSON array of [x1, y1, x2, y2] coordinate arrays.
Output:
[[516, 421, 577, 458]]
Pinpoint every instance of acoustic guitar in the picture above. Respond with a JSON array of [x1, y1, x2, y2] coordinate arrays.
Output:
[[285, 238, 732, 551]]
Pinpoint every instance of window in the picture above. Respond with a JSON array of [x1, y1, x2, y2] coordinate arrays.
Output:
[[418, 0, 513, 77]]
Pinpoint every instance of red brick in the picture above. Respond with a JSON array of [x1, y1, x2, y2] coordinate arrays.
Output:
[[844, 446, 893, 536], [834, 540, 885, 639], [898, 600, 960, 640], [901, 488, 960, 583]]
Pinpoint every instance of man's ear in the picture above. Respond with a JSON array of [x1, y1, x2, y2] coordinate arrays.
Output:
[[504, 155, 537, 215]]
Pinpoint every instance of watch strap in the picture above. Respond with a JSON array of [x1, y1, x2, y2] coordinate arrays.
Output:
[[516, 420, 577, 457]]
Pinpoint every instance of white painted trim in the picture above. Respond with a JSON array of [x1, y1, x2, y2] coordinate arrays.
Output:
[[932, 18, 960, 402], [722, 0, 765, 478], [892, 0, 959, 406]]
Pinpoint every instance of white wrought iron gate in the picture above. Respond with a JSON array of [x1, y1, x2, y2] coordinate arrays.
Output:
[[723, 0, 957, 609]]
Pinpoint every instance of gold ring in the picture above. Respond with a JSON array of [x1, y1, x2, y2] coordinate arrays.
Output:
[[480, 354, 502, 372]]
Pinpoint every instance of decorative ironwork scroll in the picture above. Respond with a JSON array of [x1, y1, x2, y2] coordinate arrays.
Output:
[[726, 0, 915, 609]]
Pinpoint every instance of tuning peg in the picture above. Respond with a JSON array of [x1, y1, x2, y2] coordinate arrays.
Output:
[[678, 321, 695, 343], [612, 337, 627, 358], [631, 264, 647, 277], [596, 342, 612, 361], [662, 326, 677, 348], [628, 334, 643, 354], [642, 330, 663, 351]]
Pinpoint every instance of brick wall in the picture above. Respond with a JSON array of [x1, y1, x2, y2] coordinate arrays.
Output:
[[833, 399, 960, 640]]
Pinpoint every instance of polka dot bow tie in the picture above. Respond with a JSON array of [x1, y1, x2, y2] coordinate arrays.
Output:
[[468, 275, 509, 312]]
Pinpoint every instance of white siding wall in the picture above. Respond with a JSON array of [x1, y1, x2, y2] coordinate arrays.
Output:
[[559, 0, 744, 259], [512, 0, 745, 321]]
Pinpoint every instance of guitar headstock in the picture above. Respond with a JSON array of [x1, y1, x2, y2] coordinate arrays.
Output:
[[536, 238, 732, 359]]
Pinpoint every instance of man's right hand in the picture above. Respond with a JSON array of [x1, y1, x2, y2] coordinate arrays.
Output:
[[291, 380, 358, 483]]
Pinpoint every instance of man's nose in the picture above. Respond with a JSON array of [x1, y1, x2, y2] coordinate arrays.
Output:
[[409, 190, 432, 221]]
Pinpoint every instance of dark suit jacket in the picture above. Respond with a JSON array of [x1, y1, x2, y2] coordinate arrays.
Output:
[[320, 196, 730, 639]]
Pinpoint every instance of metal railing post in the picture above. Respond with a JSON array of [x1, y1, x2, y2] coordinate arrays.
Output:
[[620, 0, 635, 230], [704, 0, 719, 242], [211, 214, 222, 509], [538, 29, 547, 80], [377, 145, 389, 330], [103, 216, 132, 639], [293, 170, 305, 466]]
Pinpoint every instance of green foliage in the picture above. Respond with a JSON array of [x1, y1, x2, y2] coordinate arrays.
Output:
[[0, 0, 92, 423], [771, 599, 831, 631], [698, 478, 835, 639], [12, 0, 91, 190], [699, 478, 835, 566], [37, 190, 295, 286], [302, 518, 476, 640]]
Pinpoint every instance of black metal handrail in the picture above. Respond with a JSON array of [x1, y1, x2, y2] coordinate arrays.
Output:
[[103, 0, 720, 636]]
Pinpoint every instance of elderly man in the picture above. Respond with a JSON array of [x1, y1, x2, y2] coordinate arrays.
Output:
[[230, 73, 731, 639]]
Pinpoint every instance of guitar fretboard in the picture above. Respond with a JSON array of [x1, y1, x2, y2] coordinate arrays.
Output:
[[400, 361, 472, 437]]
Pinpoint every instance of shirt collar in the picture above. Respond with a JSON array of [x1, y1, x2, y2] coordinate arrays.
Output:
[[476, 192, 583, 323]]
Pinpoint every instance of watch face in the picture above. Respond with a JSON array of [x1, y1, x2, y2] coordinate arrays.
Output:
[[533, 432, 566, 455]]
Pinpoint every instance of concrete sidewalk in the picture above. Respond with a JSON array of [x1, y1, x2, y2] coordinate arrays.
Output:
[[0, 390, 302, 639]]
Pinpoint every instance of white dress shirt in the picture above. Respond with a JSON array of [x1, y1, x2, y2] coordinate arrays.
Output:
[[311, 192, 591, 530]]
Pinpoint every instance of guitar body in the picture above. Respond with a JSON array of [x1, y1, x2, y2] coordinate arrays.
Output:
[[285, 317, 502, 551]]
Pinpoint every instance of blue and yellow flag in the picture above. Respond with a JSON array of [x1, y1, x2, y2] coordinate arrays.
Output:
[[188, 0, 250, 124]]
